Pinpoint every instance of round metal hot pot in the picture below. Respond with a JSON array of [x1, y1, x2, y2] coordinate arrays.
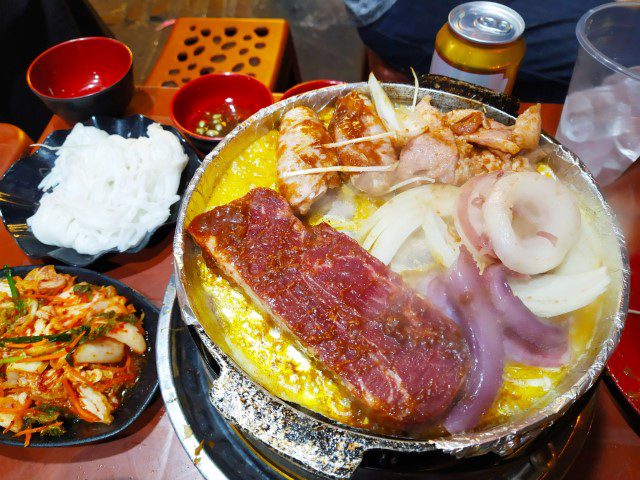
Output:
[[172, 83, 629, 479]]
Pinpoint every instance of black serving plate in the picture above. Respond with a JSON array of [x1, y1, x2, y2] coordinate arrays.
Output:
[[0, 265, 159, 447], [0, 114, 200, 267]]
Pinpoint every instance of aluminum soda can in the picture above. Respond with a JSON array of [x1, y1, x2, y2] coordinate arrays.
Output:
[[429, 1, 526, 94]]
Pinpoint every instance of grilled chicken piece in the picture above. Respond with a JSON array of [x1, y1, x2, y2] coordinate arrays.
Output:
[[454, 147, 531, 185], [464, 127, 521, 155], [403, 95, 444, 134], [462, 104, 542, 155], [512, 103, 542, 150], [329, 91, 397, 194], [394, 101, 540, 186], [395, 97, 459, 184], [444, 109, 484, 136], [277, 106, 340, 214], [396, 129, 458, 184]]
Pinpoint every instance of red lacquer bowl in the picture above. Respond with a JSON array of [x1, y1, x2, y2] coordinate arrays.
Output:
[[281, 79, 346, 100], [170, 73, 273, 155], [27, 37, 134, 124]]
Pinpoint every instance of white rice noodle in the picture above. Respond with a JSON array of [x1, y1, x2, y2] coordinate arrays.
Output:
[[27, 123, 188, 255], [508, 267, 610, 318]]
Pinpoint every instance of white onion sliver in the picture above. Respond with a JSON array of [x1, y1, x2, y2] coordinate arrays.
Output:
[[508, 267, 610, 317], [422, 209, 459, 268], [363, 203, 425, 251], [368, 72, 404, 134], [358, 185, 434, 241], [375, 176, 435, 196], [554, 209, 603, 274], [280, 164, 394, 178], [369, 209, 425, 264]]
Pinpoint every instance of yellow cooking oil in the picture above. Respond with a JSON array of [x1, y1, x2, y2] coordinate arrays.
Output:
[[206, 130, 279, 210], [198, 130, 600, 431]]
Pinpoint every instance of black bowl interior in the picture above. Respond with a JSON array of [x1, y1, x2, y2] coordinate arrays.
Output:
[[0, 114, 200, 267], [0, 265, 159, 447]]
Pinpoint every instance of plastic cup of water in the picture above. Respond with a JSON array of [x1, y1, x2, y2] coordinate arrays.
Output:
[[555, 2, 640, 186]]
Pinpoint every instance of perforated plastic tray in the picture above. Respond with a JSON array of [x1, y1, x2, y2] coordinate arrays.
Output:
[[145, 17, 289, 90]]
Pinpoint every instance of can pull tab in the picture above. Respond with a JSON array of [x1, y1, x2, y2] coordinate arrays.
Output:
[[474, 16, 512, 35]]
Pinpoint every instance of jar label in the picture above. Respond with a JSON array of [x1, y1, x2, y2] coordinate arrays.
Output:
[[429, 51, 509, 93]]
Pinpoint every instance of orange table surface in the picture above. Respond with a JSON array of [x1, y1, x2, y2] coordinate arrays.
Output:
[[1, 87, 638, 480]]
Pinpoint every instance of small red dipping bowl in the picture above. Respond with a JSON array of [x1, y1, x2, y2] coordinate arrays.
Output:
[[281, 79, 346, 100], [27, 37, 134, 124], [171, 73, 273, 154]]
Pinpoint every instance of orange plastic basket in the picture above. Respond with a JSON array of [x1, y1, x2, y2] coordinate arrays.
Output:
[[145, 17, 292, 90]]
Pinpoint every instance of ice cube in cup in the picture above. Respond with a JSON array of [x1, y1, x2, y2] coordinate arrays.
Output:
[[556, 3, 640, 186], [560, 86, 630, 143], [614, 116, 640, 162]]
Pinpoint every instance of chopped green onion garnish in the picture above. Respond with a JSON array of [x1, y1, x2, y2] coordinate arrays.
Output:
[[2, 265, 25, 315], [73, 283, 92, 296], [0, 355, 27, 364]]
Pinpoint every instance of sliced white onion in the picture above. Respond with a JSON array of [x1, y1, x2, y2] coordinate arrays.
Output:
[[369, 208, 425, 264], [508, 267, 610, 317], [359, 184, 459, 241], [363, 203, 425, 251], [359, 185, 461, 267], [358, 185, 433, 241], [375, 176, 435, 196], [368, 72, 404, 134], [422, 209, 459, 267], [389, 229, 435, 273], [554, 209, 603, 274], [410, 67, 419, 110]]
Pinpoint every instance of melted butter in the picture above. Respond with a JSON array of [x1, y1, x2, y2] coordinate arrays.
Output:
[[200, 129, 601, 432]]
